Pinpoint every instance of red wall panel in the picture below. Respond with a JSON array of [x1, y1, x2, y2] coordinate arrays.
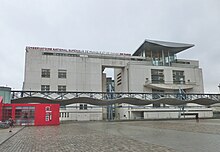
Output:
[[35, 104, 60, 126], [0, 102, 60, 126]]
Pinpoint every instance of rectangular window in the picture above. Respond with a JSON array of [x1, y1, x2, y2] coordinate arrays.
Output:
[[173, 70, 185, 84], [151, 69, 164, 84], [79, 104, 83, 110], [41, 85, 50, 91], [58, 85, 66, 92], [84, 104, 87, 110], [15, 106, 35, 125], [58, 69, 67, 78], [79, 104, 87, 110], [41, 69, 50, 78]]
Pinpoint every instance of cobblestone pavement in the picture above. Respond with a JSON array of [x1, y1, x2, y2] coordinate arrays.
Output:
[[0, 119, 220, 152], [119, 119, 220, 135]]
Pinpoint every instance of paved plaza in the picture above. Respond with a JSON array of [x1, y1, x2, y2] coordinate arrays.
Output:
[[1, 119, 220, 152]]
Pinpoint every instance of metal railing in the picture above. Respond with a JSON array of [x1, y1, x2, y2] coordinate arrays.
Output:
[[11, 91, 220, 101]]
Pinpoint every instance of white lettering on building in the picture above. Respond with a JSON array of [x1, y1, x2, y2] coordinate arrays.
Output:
[[26, 46, 131, 56]]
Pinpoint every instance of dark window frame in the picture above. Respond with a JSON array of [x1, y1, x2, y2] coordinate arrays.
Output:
[[173, 70, 185, 84], [151, 69, 164, 84], [41, 85, 50, 91], [41, 69, 50, 78], [58, 85, 66, 92], [58, 69, 67, 79]]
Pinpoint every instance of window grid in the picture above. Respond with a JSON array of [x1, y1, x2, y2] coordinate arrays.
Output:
[[151, 69, 164, 84], [41, 85, 50, 91], [41, 69, 50, 78], [58, 69, 67, 79], [173, 70, 185, 84], [79, 104, 88, 110], [58, 85, 66, 92]]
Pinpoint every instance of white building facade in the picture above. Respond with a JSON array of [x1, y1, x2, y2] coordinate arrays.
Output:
[[23, 39, 213, 121]]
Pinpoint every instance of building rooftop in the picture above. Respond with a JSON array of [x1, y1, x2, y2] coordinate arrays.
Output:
[[133, 39, 194, 56]]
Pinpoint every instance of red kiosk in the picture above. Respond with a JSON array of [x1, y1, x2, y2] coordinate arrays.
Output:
[[0, 96, 60, 126]]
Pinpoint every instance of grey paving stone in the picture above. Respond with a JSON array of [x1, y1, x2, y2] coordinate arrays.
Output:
[[1, 119, 220, 152]]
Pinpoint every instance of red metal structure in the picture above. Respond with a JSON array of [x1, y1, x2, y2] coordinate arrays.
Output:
[[0, 96, 59, 126]]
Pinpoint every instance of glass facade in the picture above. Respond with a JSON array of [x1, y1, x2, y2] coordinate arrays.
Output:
[[15, 106, 35, 125], [148, 50, 177, 66]]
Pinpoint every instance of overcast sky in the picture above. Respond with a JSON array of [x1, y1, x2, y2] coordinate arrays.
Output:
[[0, 0, 220, 93]]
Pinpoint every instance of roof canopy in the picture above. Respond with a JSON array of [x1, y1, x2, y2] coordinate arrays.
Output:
[[133, 39, 194, 56]]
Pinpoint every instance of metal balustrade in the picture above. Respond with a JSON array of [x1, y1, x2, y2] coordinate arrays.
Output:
[[11, 91, 220, 101]]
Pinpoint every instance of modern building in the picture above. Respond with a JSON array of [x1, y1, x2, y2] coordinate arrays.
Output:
[[23, 39, 213, 120], [115, 39, 204, 93]]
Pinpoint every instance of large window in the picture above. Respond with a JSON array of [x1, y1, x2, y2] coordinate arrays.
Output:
[[58, 69, 67, 78], [58, 85, 66, 92], [41, 85, 50, 91], [41, 69, 50, 78], [151, 69, 164, 84], [173, 70, 185, 84], [15, 106, 35, 125]]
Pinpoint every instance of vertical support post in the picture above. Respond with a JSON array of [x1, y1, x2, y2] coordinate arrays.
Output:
[[168, 51, 170, 66], [162, 49, 165, 66], [151, 50, 153, 65]]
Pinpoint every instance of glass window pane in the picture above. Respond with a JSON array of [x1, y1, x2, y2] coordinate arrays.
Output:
[[58, 69, 67, 78], [41, 69, 50, 78]]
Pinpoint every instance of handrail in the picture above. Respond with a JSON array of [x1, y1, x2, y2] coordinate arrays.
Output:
[[11, 91, 220, 102]]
